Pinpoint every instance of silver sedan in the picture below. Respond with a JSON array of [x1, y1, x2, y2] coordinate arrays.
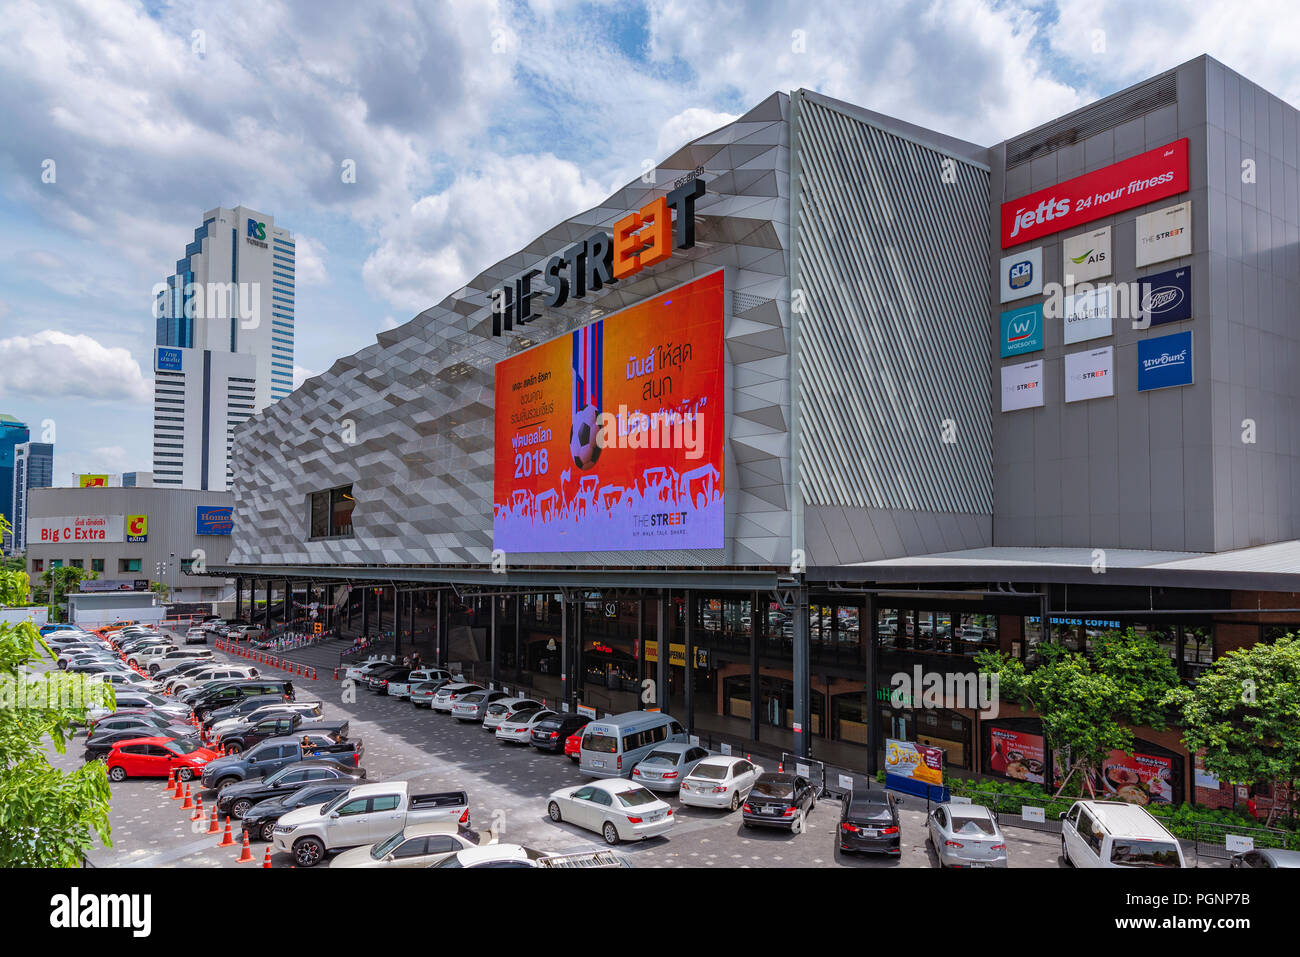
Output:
[[630, 743, 712, 793], [926, 803, 1008, 868]]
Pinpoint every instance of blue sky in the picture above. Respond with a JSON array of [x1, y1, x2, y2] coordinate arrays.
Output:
[[0, 0, 1295, 484]]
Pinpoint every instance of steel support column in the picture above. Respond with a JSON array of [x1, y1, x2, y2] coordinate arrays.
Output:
[[866, 591, 879, 776], [684, 590, 695, 734], [656, 592, 668, 715], [751, 590, 760, 744], [560, 593, 570, 710], [792, 583, 810, 759]]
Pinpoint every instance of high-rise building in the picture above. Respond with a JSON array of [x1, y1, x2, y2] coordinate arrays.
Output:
[[152, 205, 295, 490], [10, 441, 53, 554], [0, 415, 31, 552]]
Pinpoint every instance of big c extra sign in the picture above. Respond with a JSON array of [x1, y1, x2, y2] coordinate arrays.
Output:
[[490, 179, 706, 336], [33, 515, 124, 543], [1000, 139, 1189, 248]]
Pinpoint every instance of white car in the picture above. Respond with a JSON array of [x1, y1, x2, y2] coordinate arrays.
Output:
[[495, 708, 557, 744], [168, 665, 259, 694], [343, 659, 391, 683], [206, 701, 323, 739], [678, 756, 764, 810], [482, 697, 541, 731], [546, 779, 675, 845], [387, 668, 455, 699], [430, 682, 482, 713], [329, 821, 488, 868]]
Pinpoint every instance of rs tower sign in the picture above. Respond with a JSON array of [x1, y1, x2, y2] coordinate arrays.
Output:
[[490, 179, 706, 336]]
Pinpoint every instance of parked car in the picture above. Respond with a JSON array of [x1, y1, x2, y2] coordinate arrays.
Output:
[[206, 701, 324, 741], [450, 689, 511, 722], [430, 682, 483, 713], [485, 696, 543, 731], [409, 679, 455, 708], [216, 713, 349, 754], [84, 717, 198, 760], [578, 711, 687, 779], [272, 781, 470, 867], [330, 821, 485, 868], [838, 790, 903, 855], [201, 733, 363, 790], [169, 665, 262, 695], [630, 743, 711, 793], [342, 659, 392, 683], [529, 712, 590, 751], [147, 648, 214, 675], [564, 732, 583, 762], [184, 627, 209, 645], [741, 773, 818, 834], [105, 736, 220, 781], [241, 781, 359, 843], [364, 665, 412, 695], [154, 660, 221, 688], [388, 668, 454, 699], [546, 779, 674, 845], [94, 691, 191, 723], [215, 760, 367, 819], [1231, 848, 1300, 868], [1059, 800, 1185, 868], [201, 693, 291, 732], [126, 643, 178, 669], [429, 844, 552, 869], [188, 679, 295, 720], [495, 708, 556, 744], [926, 802, 1005, 867], [678, 755, 763, 811]]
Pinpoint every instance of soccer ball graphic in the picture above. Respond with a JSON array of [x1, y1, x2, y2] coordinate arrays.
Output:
[[569, 403, 602, 470]]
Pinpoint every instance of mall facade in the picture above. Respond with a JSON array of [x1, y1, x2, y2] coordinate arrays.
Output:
[[218, 56, 1300, 811]]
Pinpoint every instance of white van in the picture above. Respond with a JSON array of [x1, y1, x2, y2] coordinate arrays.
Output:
[[1060, 800, 1185, 868], [579, 711, 688, 779]]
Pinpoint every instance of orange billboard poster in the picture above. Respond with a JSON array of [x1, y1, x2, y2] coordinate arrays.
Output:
[[493, 270, 725, 553]]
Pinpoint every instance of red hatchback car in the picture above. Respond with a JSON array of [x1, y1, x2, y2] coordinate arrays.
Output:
[[105, 736, 220, 782], [564, 732, 583, 762]]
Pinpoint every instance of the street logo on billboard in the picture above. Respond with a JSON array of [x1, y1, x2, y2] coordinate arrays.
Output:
[[1001, 359, 1044, 412], [1065, 346, 1114, 403], [1135, 201, 1192, 267]]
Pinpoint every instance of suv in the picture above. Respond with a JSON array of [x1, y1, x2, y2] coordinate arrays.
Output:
[[1059, 800, 1186, 868], [190, 679, 295, 720]]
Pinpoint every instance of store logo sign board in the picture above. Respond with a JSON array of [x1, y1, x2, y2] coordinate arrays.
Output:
[[126, 514, 148, 543], [1138, 330, 1194, 392], [1065, 346, 1114, 403], [1001, 359, 1044, 412], [1135, 201, 1192, 267], [1000, 138, 1189, 248], [1062, 227, 1111, 283], [1063, 284, 1113, 345], [195, 506, 234, 535], [999, 247, 1042, 303], [33, 515, 124, 543], [999, 303, 1044, 357], [1139, 266, 1192, 326], [155, 347, 183, 372]]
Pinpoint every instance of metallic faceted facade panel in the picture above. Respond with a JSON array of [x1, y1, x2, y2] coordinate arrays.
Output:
[[230, 94, 795, 568], [791, 91, 994, 565]]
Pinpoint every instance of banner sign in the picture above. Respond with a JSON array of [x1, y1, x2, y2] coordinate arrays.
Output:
[[1064, 346, 1114, 403], [999, 302, 1044, 358], [1000, 138, 1189, 248], [999, 247, 1042, 303], [1062, 226, 1112, 283], [195, 506, 234, 535], [1137, 330, 1194, 392], [1135, 201, 1192, 267], [1100, 749, 1175, 805], [1139, 265, 1192, 326], [1001, 359, 1044, 412], [32, 514, 124, 544], [989, 727, 1046, 784], [155, 347, 183, 372], [1063, 284, 1113, 344], [493, 271, 725, 553], [885, 738, 944, 786], [78, 474, 110, 488]]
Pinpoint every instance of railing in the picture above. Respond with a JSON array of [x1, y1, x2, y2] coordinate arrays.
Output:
[[947, 787, 1070, 834], [1189, 820, 1298, 865]]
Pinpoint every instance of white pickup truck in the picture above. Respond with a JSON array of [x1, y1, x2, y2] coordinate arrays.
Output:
[[272, 780, 470, 867]]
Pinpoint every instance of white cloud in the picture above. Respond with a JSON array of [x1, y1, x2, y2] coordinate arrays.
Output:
[[362, 152, 610, 313], [657, 108, 740, 158], [0, 330, 151, 403], [380, 315, 401, 331], [293, 235, 329, 286], [292, 364, 317, 389]]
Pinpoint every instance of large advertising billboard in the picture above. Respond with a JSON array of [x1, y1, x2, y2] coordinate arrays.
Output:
[[1064, 346, 1115, 403], [493, 270, 725, 553], [1000, 138, 1189, 248], [196, 506, 234, 535], [999, 302, 1044, 358], [998, 247, 1042, 303], [1139, 266, 1193, 326], [1135, 201, 1192, 267], [31, 515, 124, 544], [1000, 359, 1044, 412], [1137, 330, 1193, 392]]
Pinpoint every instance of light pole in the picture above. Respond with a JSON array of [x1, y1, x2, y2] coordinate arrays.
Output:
[[169, 552, 176, 604]]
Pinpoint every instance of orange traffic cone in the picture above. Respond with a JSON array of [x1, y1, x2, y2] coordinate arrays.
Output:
[[207, 807, 221, 834], [262, 846, 272, 868], [191, 796, 204, 822], [172, 775, 184, 799], [217, 817, 235, 847], [164, 768, 175, 792], [236, 831, 254, 863], [181, 784, 193, 810]]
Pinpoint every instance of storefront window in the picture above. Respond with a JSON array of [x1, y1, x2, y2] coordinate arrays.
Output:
[[1182, 626, 1213, 680], [877, 607, 899, 650], [956, 613, 998, 657]]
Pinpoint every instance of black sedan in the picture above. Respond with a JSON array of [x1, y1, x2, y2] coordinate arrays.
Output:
[[215, 760, 367, 819], [742, 773, 818, 833], [530, 713, 592, 752], [240, 781, 357, 843], [838, 790, 902, 855], [364, 665, 410, 693]]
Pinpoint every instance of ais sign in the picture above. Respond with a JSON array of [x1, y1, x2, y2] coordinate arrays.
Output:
[[491, 179, 706, 336], [1000, 139, 1188, 248]]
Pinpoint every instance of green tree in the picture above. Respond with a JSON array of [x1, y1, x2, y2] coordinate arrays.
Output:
[[150, 581, 170, 602], [0, 518, 114, 865], [41, 565, 97, 615], [977, 628, 1181, 798], [1166, 636, 1300, 827]]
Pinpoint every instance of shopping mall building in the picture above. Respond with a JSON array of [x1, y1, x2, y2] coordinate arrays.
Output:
[[217, 55, 1300, 810]]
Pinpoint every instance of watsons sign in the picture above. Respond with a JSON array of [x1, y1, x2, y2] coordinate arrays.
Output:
[[490, 178, 706, 336], [1137, 330, 1193, 392]]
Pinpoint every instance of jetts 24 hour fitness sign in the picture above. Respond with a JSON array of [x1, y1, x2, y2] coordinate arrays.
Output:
[[1000, 139, 1189, 248], [490, 178, 706, 336]]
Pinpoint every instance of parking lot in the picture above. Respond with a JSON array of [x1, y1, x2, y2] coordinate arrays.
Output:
[[52, 634, 1076, 868]]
